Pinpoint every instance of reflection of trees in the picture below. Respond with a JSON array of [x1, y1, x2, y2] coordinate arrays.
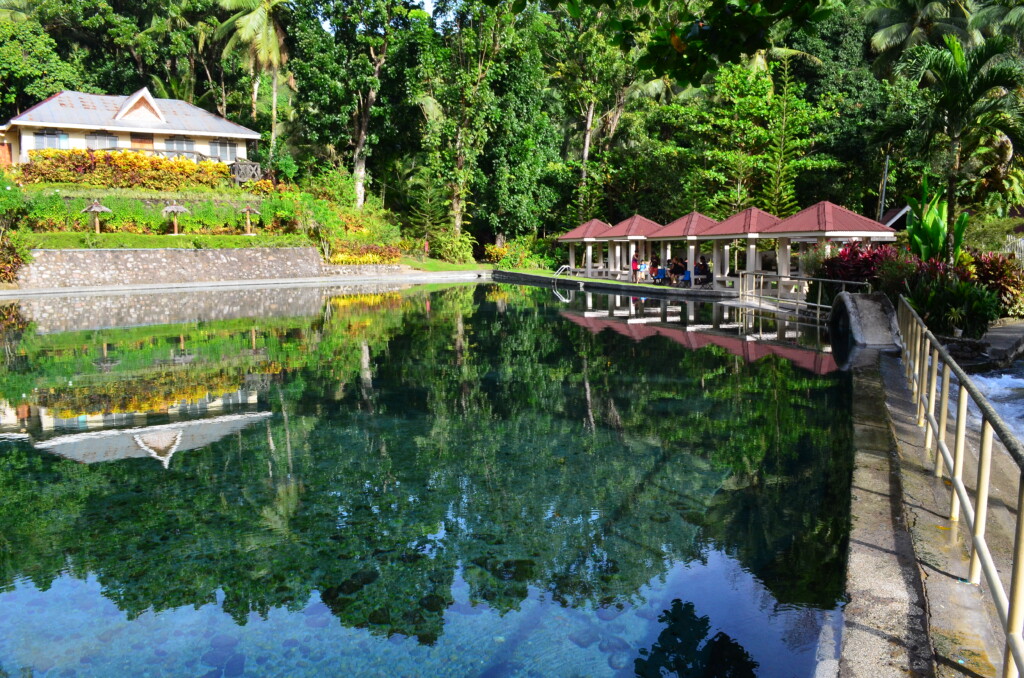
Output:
[[635, 600, 758, 678], [0, 283, 853, 646]]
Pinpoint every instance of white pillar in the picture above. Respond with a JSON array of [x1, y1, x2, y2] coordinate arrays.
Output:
[[660, 242, 667, 263], [569, 243, 576, 269], [723, 244, 731, 277], [585, 243, 593, 277], [614, 243, 621, 272], [586, 292, 593, 310], [596, 242, 603, 267], [628, 241, 636, 265], [711, 241, 722, 290], [778, 238, 791, 277], [745, 240, 757, 275], [687, 243, 697, 269]]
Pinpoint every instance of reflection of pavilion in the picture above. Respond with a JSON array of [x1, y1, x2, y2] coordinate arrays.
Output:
[[34, 411, 272, 468], [560, 308, 838, 375]]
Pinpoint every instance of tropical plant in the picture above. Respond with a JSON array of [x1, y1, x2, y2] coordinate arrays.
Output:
[[906, 275, 1001, 337], [908, 35, 1024, 262], [217, 0, 290, 154], [906, 176, 968, 262], [864, 0, 975, 73]]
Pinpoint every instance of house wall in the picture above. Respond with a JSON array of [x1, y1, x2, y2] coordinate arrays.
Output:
[[13, 126, 248, 164]]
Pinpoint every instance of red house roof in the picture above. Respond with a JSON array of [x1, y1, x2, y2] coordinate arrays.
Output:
[[602, 214, 663, 239], [651, 212, 717, 240], [557, 218, 613, 241], [701, 207, 780, 238], [762, 201, 895, 237]]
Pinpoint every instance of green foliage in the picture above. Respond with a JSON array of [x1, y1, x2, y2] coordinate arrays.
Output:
[[430, 227, 477, 264], [967, 217, 1024, 252], [328, 242, 401, 265], [906, 176, 967, 262], [906, 275, 1001, 337], [0, 20, 92, 122], [973, 250, 1024, 317], [483, 235, 558, 269], [18, 232, 310, 250]]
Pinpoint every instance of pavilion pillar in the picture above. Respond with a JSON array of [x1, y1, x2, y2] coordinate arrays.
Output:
[[585, 243, 593, 277], [723, 243, 731, 277], [628, 242, 636, 267], [595, 242, 603, 267], [569, 244, 576, 269], [687, 243, 697, 270], [778, 238, 792, 277], [660, 242, 667, 263], [686, 301, 695, 323], [666, 243, 672, 260], [586, 292, 593, 310], [746, 240, 757, 274], [613, 242, 621, 272], [711, 241, 722, 290]]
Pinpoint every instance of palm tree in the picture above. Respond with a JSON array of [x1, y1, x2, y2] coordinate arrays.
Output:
[[971, 0, 1024, 44], [914, 34, 1024, 262], [864, 0, 976, 73], [217, 0, 290, 156]]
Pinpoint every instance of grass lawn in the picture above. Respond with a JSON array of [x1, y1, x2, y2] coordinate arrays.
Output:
[[400, 256, 495, 272]]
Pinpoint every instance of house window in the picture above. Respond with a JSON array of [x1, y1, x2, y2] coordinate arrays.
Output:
[[209, 138, 237, 162], [164, 136, 195, 156], [35, 129, 68, 150], [85, 131, 119, 150]]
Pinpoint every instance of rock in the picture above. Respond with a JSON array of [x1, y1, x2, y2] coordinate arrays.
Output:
[[201, 648, 232, 667], [223, 653, 245, 677], [599, 636, 631, 653], [210, 634, 239, 650], [595, 605, 627, 621], [569, 628, 600, 649], [608, 652, 632, 670]]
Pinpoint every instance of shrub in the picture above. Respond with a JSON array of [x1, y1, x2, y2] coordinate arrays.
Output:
[[431, 227, 476, 264], [328, 242, 401, 266], [20, 149, 230, 190], [0, 234, 29, 283], [972, 250, 1024, 317], [906, 276, 1000, 338], [484, 235, 557, 269]]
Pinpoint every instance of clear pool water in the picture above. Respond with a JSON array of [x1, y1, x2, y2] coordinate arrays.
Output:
[[0, 284, 853, 677]]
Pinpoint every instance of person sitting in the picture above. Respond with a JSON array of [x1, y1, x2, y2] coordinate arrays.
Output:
[[694, 256, 711, 286], [669, 258, 687, 285]]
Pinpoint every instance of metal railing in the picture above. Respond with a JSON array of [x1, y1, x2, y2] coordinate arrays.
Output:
[[1006, 235, 1024, 261], [739, 272, 870, 320], [898, 295, 1024, 677]]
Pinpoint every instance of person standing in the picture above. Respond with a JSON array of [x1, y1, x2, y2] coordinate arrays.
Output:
[[631, 253, 640, 283]]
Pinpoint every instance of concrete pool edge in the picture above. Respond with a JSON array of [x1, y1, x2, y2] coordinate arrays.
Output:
[[839, 350, 934, 677]]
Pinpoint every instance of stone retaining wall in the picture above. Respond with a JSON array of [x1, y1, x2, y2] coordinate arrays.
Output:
[[17, 248, 400, 289]]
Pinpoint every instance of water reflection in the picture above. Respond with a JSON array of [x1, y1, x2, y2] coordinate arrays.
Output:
[[0, 284, 852, 677]]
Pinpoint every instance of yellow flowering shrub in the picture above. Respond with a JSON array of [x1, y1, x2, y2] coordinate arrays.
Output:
[[22, 149, 230, 190]]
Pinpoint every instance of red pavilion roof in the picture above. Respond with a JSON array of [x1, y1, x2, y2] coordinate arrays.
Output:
[[557, 218, 613, 242], [602, 214, 663, 239], [651, 212, 717, 240], [761, 201, 895, 237], [701, 207, 780, 238]]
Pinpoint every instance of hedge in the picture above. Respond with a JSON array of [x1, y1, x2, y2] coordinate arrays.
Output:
[[21, 149, 230, 190]]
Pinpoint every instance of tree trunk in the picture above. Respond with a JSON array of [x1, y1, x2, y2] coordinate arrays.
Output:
[[581, 100, 596, 180], [270, 66, 279, 161], [947, 137, 961, 266], [353, 86, 378, 209], [250, 63, 259, 122], [452, 190, 463, 236]]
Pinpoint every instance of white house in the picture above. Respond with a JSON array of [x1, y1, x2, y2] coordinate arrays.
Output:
[[0, 87, 260, 166]]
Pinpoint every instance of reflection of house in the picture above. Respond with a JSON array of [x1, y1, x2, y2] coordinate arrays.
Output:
[[37, 389, 260, 432], [0, 88, 259, 166], [34, 411, 272, 468]]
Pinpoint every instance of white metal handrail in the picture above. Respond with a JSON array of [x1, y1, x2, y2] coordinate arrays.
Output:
[[738, 272, 870, 321], [898, 296, 1024, 677]]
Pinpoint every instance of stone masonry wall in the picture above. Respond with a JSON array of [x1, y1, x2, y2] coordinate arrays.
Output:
[[17, 248, 401, 289]]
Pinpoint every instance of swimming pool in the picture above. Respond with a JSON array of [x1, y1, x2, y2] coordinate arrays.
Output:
[[0, 283, 853, 677]]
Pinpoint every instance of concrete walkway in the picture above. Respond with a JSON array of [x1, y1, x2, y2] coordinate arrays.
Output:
[[0, 268, 493, 299]]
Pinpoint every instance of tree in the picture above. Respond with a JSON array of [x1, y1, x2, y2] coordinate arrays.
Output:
[[912, 34, 1024, 262], [0, 20, 91, 121], [218, 0, 290, 154], [864, 0, 975, 74], [416, 0, 516, 235]]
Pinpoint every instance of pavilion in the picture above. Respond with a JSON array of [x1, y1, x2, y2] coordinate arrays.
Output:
[[557, 201, 896, 290]]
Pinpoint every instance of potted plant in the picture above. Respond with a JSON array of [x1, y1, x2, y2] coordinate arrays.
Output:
[[946, 306, 965, 338]]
